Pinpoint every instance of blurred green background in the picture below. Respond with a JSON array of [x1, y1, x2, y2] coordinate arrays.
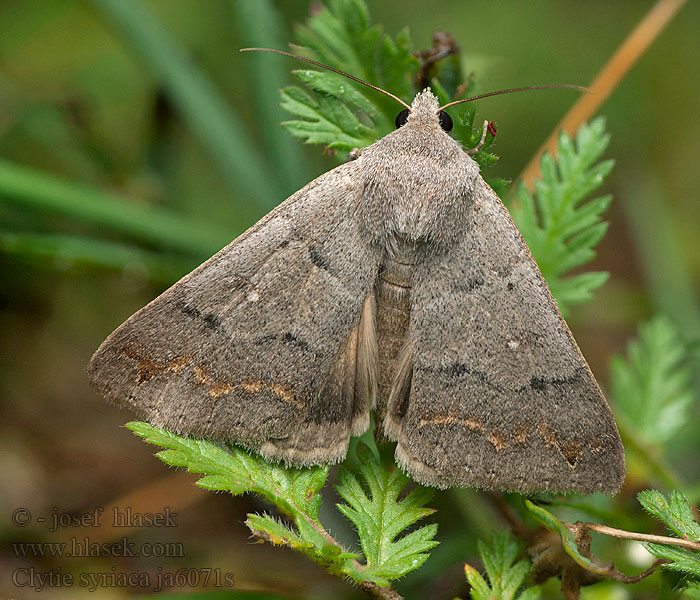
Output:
[[1, 1, 699, 599]]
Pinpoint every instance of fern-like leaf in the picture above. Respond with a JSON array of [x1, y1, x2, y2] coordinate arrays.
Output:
[[126, 421, 343, 558], [512, 118, 613, 313], [127, 421, 327, 517], [280, 0, 496, 166], [638, 489, 700, 541], [464, 531, 540, 600], [611, 316, 694, 445], [336, 444, 438, 585]]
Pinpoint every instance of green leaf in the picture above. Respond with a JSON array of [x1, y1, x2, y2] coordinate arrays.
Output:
[[294, 0, 415, 104], [280, 71, 381, 152], [231, 0, 312, 194], [126, 422, 328, 522], [281, 0, 496, 167], [128, 422, 364, 579], [245, 514, 310, 551], [511, 118, 613, 314], [0, 232, 195, 284], [645, 542, 700, 578], [335, 444, 438, 585], [611, 316, 695, 445], [464, 531, 540, 600], [0, 158, 229, 257], [279, 0, 415, 158], [638, 490, 700, 541]]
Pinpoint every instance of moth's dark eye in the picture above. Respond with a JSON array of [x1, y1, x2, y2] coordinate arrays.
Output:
[[438, 111, 453, 132], [395, 108, 409, 129]]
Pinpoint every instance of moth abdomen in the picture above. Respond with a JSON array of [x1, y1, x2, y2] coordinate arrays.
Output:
[[375, 243, 417, 428]]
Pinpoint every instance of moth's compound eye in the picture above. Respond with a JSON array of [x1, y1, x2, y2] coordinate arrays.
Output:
[[395, 108, 409, 129], [438, 111, 453, 132]]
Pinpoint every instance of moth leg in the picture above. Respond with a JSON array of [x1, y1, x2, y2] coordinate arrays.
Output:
[[467, 120, 489, 155]]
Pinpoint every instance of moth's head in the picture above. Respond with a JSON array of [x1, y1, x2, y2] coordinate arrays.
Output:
[[238, 47, 589, 158], [394, 89, 453, 134]]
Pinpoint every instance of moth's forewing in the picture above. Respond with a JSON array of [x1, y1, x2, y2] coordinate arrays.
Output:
[[88, 161, 382, 465], [385, 177, 625, 493]]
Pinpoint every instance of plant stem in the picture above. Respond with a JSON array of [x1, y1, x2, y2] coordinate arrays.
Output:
[[358, 581, 404, 600], [518, 0, 688, 189], [584, 523, 700, 551]]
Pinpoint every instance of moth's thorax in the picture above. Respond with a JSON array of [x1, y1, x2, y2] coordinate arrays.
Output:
[[357, 90, 480, 252]]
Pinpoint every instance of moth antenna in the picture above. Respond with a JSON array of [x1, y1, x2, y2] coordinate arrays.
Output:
[[438, 84, 591, 112], [240, 47, 411, 110]]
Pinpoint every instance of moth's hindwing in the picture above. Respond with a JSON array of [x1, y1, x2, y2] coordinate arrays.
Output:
[[385, 179, 625, 494], [88, 161, 382, 465]]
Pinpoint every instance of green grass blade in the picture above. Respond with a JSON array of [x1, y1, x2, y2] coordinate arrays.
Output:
[[89, 0, 282, 209], [0, 158, 230, 256], [0, 232, 196, 283], [230, 0, 312, 194]]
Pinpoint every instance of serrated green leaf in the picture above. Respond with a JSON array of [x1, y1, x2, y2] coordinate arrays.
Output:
[[464, 563, 492, 597], [335, 443, 438, 584], [126, 422, 328, 521], [245, 514, 309, 549], [645, 542, 700, 577], [464, 531, 540, 600], [245, 513, 362, 576], [511, 117, 613, 314], [127, 421, 369, 577], [549, 271, 609, 308], [282, 0, 496, 169], [612, 316, 695, 445], [293, 69, 382, 116], [280, 76, 376, 152], [638, 490, 700, 541]]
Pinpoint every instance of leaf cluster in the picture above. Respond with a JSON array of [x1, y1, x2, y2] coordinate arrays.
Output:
[[280, 0, 497, 167], [127, 422, 437, 589]]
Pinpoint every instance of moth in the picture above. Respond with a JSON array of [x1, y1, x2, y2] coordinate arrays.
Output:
[[89, 49, 625, 494]]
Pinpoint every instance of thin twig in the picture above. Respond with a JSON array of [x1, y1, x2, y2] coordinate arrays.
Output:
[[562, 522, 669, 585], [584, 522, 700, 551], [518, 0, 688, 189], [609, 559, 667, 584], [249, 521, 405, 599]]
